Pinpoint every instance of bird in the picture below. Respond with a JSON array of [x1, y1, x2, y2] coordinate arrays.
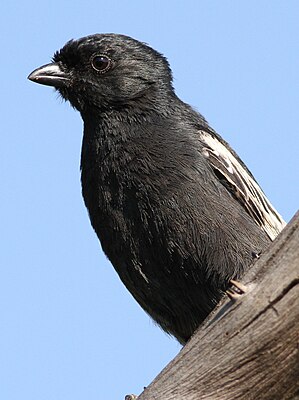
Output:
[[28, 34, 285, 344]]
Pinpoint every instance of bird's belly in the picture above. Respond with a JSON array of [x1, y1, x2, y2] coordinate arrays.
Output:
[[81, 169, 270, 344]]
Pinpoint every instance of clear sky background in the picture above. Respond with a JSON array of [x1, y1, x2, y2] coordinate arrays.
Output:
[[1, 1, 298, 399]]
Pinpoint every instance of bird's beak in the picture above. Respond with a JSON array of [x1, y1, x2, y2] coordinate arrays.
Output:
[[28, 63, 70, 88]]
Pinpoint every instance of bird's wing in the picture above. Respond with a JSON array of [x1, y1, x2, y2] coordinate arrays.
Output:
[[200, 130, 286, 240]]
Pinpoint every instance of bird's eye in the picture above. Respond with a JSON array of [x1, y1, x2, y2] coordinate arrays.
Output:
[[91, 55, 111, 73]]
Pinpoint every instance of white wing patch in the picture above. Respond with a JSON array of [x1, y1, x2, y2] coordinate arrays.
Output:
[[200, 131, 286, 240]]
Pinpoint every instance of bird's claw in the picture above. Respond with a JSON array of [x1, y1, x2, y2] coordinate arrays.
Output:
[[226, 279, 248, 301], [252, 251, 261, 259]]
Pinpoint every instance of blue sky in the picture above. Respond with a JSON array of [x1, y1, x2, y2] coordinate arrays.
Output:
[[1, 1, 298, 399]]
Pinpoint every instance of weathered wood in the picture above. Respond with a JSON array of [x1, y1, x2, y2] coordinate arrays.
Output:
[[136, 211, 299, 400]]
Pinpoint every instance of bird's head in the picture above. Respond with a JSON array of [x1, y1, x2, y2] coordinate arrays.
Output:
[[28, 34, 174, 114]]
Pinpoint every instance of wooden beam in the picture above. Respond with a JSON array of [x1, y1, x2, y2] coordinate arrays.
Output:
[[135, 211, 299, 400]]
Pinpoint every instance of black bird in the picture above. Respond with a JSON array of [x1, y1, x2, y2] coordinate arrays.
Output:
[[28, 34, 285, 344]]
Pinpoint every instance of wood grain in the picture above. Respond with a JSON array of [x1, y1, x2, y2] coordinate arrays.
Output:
[[136, 211, 299, 400]]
